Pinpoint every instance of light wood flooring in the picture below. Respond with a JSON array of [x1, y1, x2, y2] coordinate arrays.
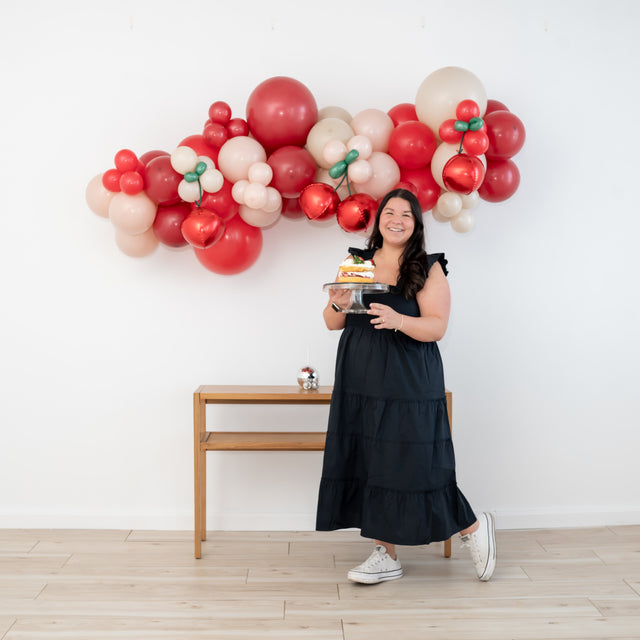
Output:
[[1, 526, 639, 639]]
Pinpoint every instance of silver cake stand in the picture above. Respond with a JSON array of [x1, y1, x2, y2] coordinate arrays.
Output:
[[322, 282, 390, 314]]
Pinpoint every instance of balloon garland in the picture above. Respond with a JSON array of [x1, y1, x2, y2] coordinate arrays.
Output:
[[86, 67, 526, 274]]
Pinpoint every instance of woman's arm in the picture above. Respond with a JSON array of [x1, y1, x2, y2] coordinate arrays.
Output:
[[323, 272, 349, 330], [367, 262, 451, 341]]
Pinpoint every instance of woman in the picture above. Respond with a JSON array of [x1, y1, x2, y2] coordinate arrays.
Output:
[[316, 188, 496, 584]]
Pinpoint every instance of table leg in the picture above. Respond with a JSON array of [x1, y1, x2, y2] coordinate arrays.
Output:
[[194, 393, 203, 559]]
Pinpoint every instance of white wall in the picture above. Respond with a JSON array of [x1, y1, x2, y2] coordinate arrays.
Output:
[[1, 0, 639, 531]]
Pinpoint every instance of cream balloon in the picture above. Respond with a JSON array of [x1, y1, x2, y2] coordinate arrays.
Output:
[[322, 139, 348, 165], [450, 209, 475, 233], [243, 182, 268, 210], [197, 155, 216, 170], [348, 158, 373, 184], [415, 66, 487, 134], [86, 173, 115, 218], [114, 226, 159, 257], [231, 179, 250, 204], [306, 117, 354, 169], [351, 109, 394, 152], [171, 146, 198, 174], [352, 152, 400, 199], [247, 162, 273, 186], [430, 142, 460, 190], [436, 191, 463, 218], [178, 180, 202, 203], [239, 204, 281, 228], [318, 105, 352, 122], [108, 192, 157, 235], [431, 208, 450, 223], [263, 187, 282, 213], [460, 190, 480, 209], [217, 136, 267, 182], [199, 168, 224, 193], [347, 135, 373, 160]]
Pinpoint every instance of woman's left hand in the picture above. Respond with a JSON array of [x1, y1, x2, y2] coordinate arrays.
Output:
[[368, 303, 403, 331]]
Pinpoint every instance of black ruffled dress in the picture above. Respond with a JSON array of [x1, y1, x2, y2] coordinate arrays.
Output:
[[316, 248, 476, 545]]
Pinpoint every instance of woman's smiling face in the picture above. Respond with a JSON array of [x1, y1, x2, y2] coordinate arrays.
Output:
[[378, 197, 415, 247]]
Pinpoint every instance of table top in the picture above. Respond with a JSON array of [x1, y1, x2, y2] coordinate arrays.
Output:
[[194, 385, 333, 403]]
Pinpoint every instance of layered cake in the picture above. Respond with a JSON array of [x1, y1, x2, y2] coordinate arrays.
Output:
[[337, 254, 375, 283]]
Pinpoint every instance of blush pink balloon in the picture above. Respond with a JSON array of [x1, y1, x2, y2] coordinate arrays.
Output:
[[352, 152, 400, 199], [108, 192, 157, 235], [217, 136, 267, 183], [350, 109, 394, 152], [86, 173, 115, 218], [114, 227, 159, 257]]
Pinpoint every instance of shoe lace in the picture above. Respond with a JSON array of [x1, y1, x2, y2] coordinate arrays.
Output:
[[460, 534, 482, 564], [359, 546, 387, 570]]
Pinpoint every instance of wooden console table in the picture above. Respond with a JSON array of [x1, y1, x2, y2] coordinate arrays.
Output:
[[193, 384, 453, 559]]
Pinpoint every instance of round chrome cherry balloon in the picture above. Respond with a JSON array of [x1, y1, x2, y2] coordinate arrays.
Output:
[[442, 154, 485, 195], [181, 208, 225, 249], [336, 193, 377, 233], [299, 183, 340, 220]]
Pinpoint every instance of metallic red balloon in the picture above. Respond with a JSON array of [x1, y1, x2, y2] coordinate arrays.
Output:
[[336, 193, 377, 233], [299, 183, 340, 220], [442, 154, 486, 195], [181, 207, 225, 249]]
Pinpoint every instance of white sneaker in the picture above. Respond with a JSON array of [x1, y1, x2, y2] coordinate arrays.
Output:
[[347, 545, 403, 584], [460, 512, 497, 581]]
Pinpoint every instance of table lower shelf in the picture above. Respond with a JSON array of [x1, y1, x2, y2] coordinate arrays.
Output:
[[201, 431, 327, 451]]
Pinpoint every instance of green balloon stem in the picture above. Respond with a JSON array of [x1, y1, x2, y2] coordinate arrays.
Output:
[[185, 172, 198, 183], [195, 179, 203, 207], [195, 161, 207, 175], [454, 120, 469, 132], [458, 132, 465, 154], [345, 149, 359, 164]]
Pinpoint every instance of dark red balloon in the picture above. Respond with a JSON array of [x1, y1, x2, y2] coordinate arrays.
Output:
[[246, 76, 318, 152], [208, 101, 232, 125], [398, 167, 440, 212], [442, 154, 485, 195], [484, 110, 526, 160], [139, 150, 168, 165], [336, 193, 377, 233], [299, 183, 340, 221], [267, 146, 317, 198], [202, 121, 228, 148], [194, 214, 263, 275], [179, 134, 219, 164], [198, 178, 238, 221], [142, 155, 181, 205], [478, 159, 520, 202], [388, 121, 437, 169], [485, 99, 509, 115], [387, 103, 418, 126], [227, 118, 249, 138], [153, 202, 192, 247], [181, 207, 225, 249], [280, 197, 305, 219]]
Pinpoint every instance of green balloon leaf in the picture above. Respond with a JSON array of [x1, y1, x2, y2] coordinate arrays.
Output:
[[329, 160, 347, 179], [195, 161, 208, 175], [468, 117, 484, 131], [184, 171, 199, 183], [344, 149, 360, 164], [454, 120, 469, 132]]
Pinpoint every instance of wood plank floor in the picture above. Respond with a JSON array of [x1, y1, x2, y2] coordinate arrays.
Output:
[[1, 526, 639, 639]]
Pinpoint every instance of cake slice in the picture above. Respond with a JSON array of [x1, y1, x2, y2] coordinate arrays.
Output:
[[337, 254, 375, 283]]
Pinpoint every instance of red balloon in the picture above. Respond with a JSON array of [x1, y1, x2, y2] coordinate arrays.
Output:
[[153, 202, 191, 247], [478, 159, 520, 202], [139, 150, 168, 165], [142, 155, 181, 205], [198, 178, 238, 221], [484, 110, 526, 160], [181, 207, 225, 249], [280, 197, 305, 219], [202, 121, 228, 148], [102, 168, 122, 192], [387, 103, 418, 126], [456, 99, 480, 121], [442, 154, 485, 195], [119, 171, 144, 195], [267, 146, 317, 198], [393, 180, 420, 200], [388, 121, 437, 169], [179, 134, 219, 164], [485, 99, 509, 115], [398, 167, 440, 212], [246, 76, 318, 152], [462, 130, 490, 156], [114, 149, 138, 172], [299, 183, 340, 220], [208, 101, 232, 125], [194, 214, 263, 275], [336, 193, 377, 233], [439, 119, 463, 144], [227, 118, 249, 138]]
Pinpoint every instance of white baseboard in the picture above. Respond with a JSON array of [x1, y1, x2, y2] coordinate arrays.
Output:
[[1, 507, 638, 531]]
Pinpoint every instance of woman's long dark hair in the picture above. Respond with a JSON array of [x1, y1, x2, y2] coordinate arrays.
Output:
[[366, 188, 427, 299]]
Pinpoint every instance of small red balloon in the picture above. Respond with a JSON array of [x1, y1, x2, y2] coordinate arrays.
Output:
[[485, 99, 509, 115], [439, 119, 463, 144], [455, 100, 480, 121], [478, 159, 520, 202], [462, 130, 490, 156], [388, 121, 437, 169], [336, 193, 377, 233], [387, 103, 418, 126], [246, 76, 318, 152], [119, 171, 144, 195], [398, 167, 440, 212], [208, 101, 232, 125], [484, 110, 526, 160], [267, 146, 317, 198], [198, 178, 238, 221], [114, 149, 139, 172], [194, 214, 263, 275], [143, 155, 181, 205], [181, 207, 225, 249], [227, 118, 249, 138], [299, 183, 340, 221], [203, 121, 228, 148], [153, 202, 192, 247], [102, 168, 122, 192], [442, 154, 486, 195]]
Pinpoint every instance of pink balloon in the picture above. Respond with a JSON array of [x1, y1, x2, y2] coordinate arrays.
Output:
[[114, 227, 159, 257], [353, 152, 400, 199], [108, 192, 157, 235], [217, 136, 267, 183], [350, 109, 394, 152], [86, 173, 115, 218]]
